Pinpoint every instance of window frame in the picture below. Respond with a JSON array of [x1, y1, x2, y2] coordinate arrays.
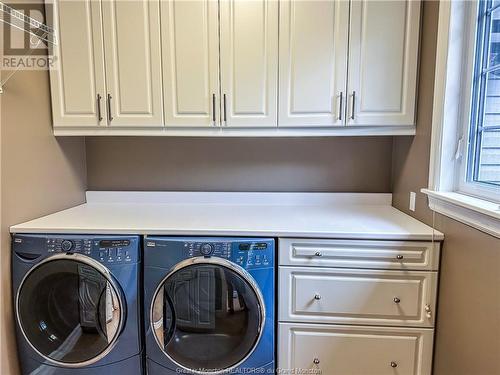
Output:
[[425, 0, 500, 239]]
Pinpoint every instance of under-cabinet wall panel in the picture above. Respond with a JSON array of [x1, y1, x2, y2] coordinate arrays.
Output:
[[49, 0, 106, 127], [347, 0, 420, 126], [278, 0, 349, 127], [219, 0, 279, 127], [102, 0, 163, 127], [161, 0, 220, 127]]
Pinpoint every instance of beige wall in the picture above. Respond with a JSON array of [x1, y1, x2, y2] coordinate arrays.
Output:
[[0, 36, 87, 375], [1, 1, 499, 375], [86, 136, 393, 192], [392, 2, 500, 374]]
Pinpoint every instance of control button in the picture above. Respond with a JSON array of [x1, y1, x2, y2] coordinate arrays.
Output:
[[200, 243, 214, 256], [61, 240, 73, 252]]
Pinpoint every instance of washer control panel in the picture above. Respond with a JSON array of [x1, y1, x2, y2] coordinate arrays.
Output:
[[45, 236, 139, 264], [47, 238, 92, 255]]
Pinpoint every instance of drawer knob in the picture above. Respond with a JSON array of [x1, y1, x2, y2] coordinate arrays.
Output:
[[315, 251, 323, 257], [314, 293, 322, 300], [390, 361, 398, 368], [396, 254, 404, 260], [425, 304, 432, 318], [393, 297, 401, 304], [313, 358, 320, 365]]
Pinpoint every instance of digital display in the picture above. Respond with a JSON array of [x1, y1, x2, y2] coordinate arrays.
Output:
[[239, 243, 268, 251], [99, 239, 130, 248]]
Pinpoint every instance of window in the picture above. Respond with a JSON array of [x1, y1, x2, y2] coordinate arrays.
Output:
[[467, 0, 500, 191], [424, 0, 500, 238]]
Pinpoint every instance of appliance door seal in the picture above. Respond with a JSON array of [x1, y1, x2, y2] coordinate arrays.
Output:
[[15, 253, 125, 368]]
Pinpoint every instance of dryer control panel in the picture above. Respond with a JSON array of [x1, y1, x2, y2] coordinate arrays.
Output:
[[145, 237, 274, 270]]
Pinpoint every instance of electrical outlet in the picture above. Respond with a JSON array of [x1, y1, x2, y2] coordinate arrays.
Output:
[[409, 191, 416, 212]]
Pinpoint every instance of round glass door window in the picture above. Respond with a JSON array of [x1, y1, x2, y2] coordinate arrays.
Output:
[[151, 259, 264, 373], [17, 256, 123, 366]]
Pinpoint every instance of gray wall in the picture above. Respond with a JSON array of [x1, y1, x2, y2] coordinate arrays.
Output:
[[0, 25, 87, 374], [391, 2, 500, 374], [86, 137, 393, 192]]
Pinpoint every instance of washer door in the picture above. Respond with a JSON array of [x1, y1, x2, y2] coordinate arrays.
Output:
[[151, 257, 265, 373], [16, 253, 124, 367]]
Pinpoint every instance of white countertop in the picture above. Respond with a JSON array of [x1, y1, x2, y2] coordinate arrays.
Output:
[[10, 192, 443, 241]]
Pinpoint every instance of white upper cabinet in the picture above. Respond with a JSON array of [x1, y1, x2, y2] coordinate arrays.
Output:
[[279, 0, 349, 127], [219, 0, 279, 127], [101, 0, 163, 127], [347, 0, 420, 127], [49, 0, 422, 135], [49, 0, 107, 127], [161, 0, 220, 127]]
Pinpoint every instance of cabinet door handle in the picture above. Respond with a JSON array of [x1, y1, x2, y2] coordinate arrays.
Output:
[[107, 94, 113, 122], [212, 93, 216, 125], [393, 297, 401, 304], [350, 91, 356, 120], [96, 94, 103, 122], [338, 92, 343, 121], [223, 93, 227, 125]]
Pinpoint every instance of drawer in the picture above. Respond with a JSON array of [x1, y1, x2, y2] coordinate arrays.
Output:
[[279, 323, 433, 375], [279, 267, 437, 327], [279, 238, 440, 271]]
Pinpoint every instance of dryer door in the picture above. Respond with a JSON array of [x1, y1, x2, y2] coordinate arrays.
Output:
[[151, 257, 265, 373], [16, 253, 124, 367]]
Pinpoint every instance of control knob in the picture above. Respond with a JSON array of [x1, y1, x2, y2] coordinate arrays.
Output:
[[61, 240, 73, 252], [200, 243, 214, 256]]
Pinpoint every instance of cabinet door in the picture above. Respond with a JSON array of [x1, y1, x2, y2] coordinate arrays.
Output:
[[279, 267, 437, 327], [279, 323, 433, 375], [278, 0, 349, 127], [219, 0, 278, 127], [347, 0, 420, 127], [49, 0, 106, 127], [101, 0, 163, 127], [161, 0, 220, 127]]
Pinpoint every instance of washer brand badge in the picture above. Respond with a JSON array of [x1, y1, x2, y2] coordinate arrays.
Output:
[[146, 241, 156, 247]]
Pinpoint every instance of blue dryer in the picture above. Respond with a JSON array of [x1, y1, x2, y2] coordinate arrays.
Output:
[[12, 234, 143, 374], [144, 237, 275, 374]]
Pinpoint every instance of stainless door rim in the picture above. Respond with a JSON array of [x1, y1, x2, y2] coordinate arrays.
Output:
[[150, 256, 266, 375], [15, 252, 125, 368]]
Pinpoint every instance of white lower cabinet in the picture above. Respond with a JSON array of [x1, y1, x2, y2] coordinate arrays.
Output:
[[279, 323, 434, 375], [279, 267, 437, 327], [278, 238, 440, 375]]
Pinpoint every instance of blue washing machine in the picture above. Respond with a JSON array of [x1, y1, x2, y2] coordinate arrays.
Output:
[[144, 237, 275, 374], [12, 234, 143, 375]]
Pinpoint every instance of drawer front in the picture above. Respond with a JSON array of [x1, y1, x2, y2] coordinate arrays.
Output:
[[279, 267, 437, 327], [279, 238, 440, 271], [279, 323, 433, 375]]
